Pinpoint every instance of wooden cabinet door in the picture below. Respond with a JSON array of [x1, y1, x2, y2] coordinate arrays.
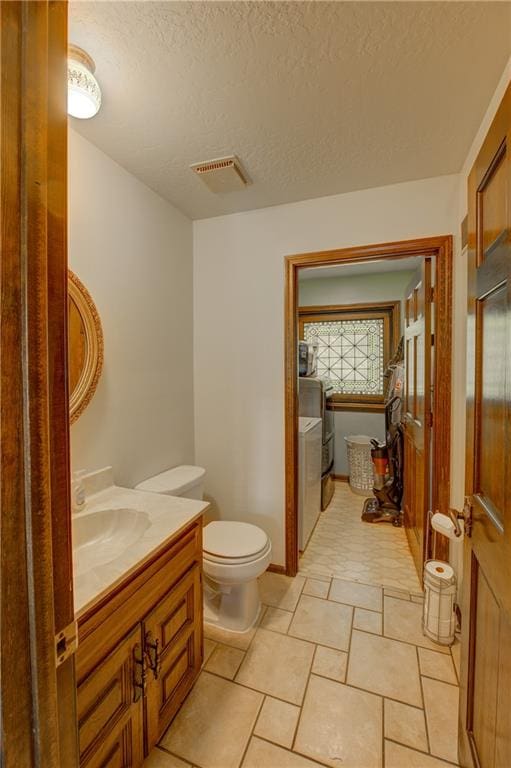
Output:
[[402, 258, 433, 581], [144, 564, 203, 752], [460, 82, 511, 768], [77, 626, 145, 768]]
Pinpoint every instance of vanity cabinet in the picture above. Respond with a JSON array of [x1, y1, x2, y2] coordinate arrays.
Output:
[[76, 519, 203, 767], [144, 564, 202, 751], [77, 626, 145, 767]]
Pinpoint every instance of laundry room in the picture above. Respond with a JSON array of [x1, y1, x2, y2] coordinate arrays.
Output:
[[295, 253, 431, 591]]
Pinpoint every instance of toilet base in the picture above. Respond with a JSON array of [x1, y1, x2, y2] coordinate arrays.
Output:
[[203, 576, 262, 634]]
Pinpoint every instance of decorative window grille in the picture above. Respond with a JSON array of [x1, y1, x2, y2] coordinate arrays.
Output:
[[298, 302, 399, 408], [303, 318, 384, 396]]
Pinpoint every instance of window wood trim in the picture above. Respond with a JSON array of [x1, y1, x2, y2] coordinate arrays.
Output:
[[327, 401, 386, 413], [298, 300, 400, 407]]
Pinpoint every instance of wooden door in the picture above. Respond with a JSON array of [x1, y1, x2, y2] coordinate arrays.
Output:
[[459, 82, 511, 768], [77, 626, 145, 767], [0, 2, 78, 766], [402, 259, 432, 580], [144, 565, 203, 753]]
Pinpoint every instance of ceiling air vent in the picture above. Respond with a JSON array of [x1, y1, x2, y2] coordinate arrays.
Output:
[[190, 155, 249, 193]]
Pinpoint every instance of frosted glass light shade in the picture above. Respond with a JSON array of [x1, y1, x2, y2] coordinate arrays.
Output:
[[68, 53, 101, 119]]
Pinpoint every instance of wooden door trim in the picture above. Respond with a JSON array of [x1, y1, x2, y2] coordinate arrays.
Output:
[[284, 235, 453, 576], [0, 2, 76, 766], [403, 259, 433, 580]]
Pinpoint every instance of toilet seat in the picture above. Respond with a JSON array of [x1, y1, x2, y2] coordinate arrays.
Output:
[[203, 540, 271, 566], [203, 521, 269, 564]]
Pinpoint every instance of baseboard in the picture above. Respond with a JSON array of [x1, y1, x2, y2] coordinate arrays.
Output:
[[332, 473, 349, 483], [267, 563, 287, 575]]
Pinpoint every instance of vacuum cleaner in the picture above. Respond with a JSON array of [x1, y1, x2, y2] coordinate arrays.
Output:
[[361, 330, 405, 527]]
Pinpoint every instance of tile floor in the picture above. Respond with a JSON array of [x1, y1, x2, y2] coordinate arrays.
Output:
[[144, 481, 459, 768], [146, 573, 461, 768], [299, 482, 422, 593]]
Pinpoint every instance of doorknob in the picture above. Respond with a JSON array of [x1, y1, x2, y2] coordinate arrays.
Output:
[[462, 497, 473, 538]]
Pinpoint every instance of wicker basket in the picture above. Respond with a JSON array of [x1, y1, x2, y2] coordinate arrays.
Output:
[[345, 435, 374, 496]]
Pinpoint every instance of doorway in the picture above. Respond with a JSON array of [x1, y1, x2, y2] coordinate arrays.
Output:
[[284, 236, 453, 579]]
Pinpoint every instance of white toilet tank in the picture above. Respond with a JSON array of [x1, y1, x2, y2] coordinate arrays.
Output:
[[135, 465, 206, 500]]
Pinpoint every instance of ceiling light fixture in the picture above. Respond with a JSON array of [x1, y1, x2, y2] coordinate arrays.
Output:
[[68, 44, 101, 119]]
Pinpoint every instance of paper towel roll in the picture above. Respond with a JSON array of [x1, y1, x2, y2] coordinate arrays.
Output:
[[431, 512, 462, 541]]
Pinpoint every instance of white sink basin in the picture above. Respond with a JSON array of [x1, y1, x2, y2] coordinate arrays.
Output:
[[73, 508, 151, 576]]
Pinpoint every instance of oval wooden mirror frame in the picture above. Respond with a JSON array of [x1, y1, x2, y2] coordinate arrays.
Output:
[[68, 270, 104, 424]]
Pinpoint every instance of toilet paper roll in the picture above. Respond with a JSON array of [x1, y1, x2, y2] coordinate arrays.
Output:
[[431, 512, 462, 541], [425, 559, 455, 581], [423, 559, 457, 644]]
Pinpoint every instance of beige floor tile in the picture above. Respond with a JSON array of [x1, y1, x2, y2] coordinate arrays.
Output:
[[422, 677, 459, 763], [294, 675, 382, 768], [312, 646, 347, 683], [242, 737, 325, 768], [383, 597, 450, 653], [143, 748, 192, 768], [259, 572, 305, 611], [236, 627, 314, 704], [354, 607, 382, 634], [204, 643, 245, 679], [299, 570, 332, 583], [384, 588, 411, 601], [303, 578, 330, 598], [411, 593, 424, 604], [253, 697, 300, 748], [289, 594, 352, 650], [202, 638, 217, 666], [384, 740, 457, 767], [347, 630, 422, 706], [384, 699, 428, 752], [260, 606, 293, 634], [329, 578, 383, 611], [418, 648, 457, 684], [299, 483, 421, 593], [204, 612, 261, 651], [161, 672, 262, 768]]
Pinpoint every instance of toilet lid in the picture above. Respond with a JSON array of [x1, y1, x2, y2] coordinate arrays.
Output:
[[135, 465, 205, 495], [203, 521, 268, 560]]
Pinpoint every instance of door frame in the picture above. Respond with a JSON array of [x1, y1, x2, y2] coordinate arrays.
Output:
[[0, 2, 77, 765], [284, 235, 453, 577]]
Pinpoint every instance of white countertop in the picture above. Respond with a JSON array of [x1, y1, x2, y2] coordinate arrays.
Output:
[[73, 483, 207, 616]]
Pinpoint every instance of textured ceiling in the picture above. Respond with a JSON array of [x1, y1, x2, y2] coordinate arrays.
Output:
[[70, 1, 511, 220], [299, 256, 422, 281]]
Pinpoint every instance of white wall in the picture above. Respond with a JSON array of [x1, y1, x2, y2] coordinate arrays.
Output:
[[69, 129, 195, 488], [194, 174, 459, 565], [298, 271, 414, 475], [298, 270, 414, 314]]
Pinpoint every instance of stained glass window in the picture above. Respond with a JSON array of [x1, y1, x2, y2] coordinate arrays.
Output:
[[303, 317, 385, 396]]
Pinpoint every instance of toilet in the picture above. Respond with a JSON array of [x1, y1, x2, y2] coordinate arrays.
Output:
[[202, 520, 271, 632], [135, 465, 271, 633]]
